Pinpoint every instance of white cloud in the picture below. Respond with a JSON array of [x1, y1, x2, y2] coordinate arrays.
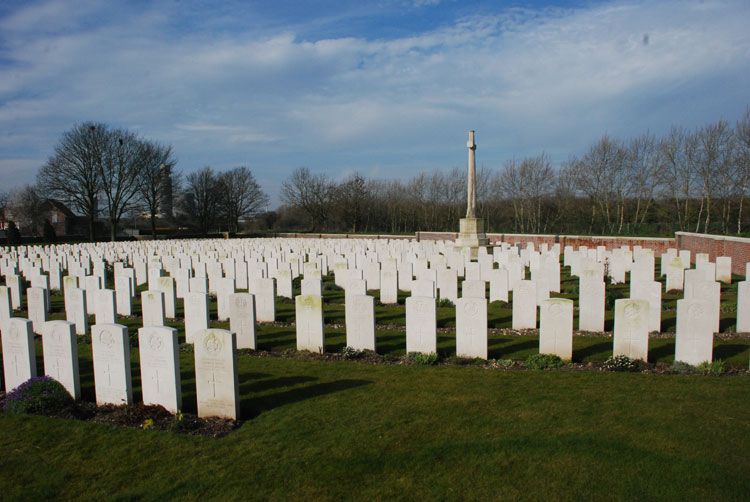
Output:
[[0, 0, 748, 204]]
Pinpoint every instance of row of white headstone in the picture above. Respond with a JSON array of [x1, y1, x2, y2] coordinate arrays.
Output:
[[1, 317, 241, 419], [1, 238, 746, 419]]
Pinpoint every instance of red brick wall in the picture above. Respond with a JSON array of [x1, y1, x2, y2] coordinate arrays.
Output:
[[676, 232, 750, 275], [488, 234, 675, 254]]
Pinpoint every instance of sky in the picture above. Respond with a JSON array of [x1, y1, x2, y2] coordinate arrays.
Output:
[[1, 0, 749, 208]]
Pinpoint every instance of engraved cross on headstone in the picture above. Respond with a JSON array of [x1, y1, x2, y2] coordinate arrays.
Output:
[[103, 363, 112, 386], [152, 369, 161, 393], [208, 371, 222, 398], [51, 358, 63, 379]]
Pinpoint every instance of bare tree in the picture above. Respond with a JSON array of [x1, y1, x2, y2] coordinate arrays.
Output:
[[37, 122, 108, 241], [280, 167, 334, 231], [625, 132, 662, 227], [695, 120, 733, 233], [180, 167, 220, 234], [498, 154, 555, 233], [99, 128, 146, 241], [572, 135, 626, 234], [333, 172, 370, 233], [217, 166, 268, 233], [0, 190, 9, 229], [138, 142, 177, 238], [736, 108, 750, 233], [7, 184, 46, 236], [658, 126, 696, 231]]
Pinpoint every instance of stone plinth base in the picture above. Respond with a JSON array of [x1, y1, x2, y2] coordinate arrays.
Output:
[[455, 218, 489, 259]]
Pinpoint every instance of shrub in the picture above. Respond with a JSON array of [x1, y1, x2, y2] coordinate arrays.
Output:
[[436, 298, 454, 308], [605, 288, 628, 310], [525, 353, 564, 370], [697, 359, 725, 376], [602, 355, 641, 372], [322, 282, 342, 292], [407, 352, 439, 366], [671, 361, 697, 374], [340, 346, 364, 359], [2, 376, 73, 415]]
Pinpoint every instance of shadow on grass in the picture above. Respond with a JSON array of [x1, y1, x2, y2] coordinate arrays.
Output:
[[239, 375, 317, 394], [648, 340, 675, 363], [714, 344, 749, 361], [241, 378, 373, 419], [573, 341, 612, 362], [720, 317, 737, 333], [489, 339, 538, 359]]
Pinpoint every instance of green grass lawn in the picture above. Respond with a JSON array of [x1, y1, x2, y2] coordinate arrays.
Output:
[[2, 259, 750, 500], [1, 354, 749, 501]]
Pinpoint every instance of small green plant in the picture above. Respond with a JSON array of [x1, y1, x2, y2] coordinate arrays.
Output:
[[340, 346, 363, 359], [407, 352, 439, 366], [179, 342, 195, 353], [602, 355, 641, 372], [496, 359, 516, 368], [696, 359, 725, 376], [322, 282, 342, 292], [671, 361, 697, 374], [436, 298, 454, 308], [142, 418, 155, 430], [524, 353, 564, 370], [2, 376, 73, 415]]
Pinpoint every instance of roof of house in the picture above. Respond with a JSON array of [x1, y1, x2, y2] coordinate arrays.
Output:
[[40, 199, 77, 218]]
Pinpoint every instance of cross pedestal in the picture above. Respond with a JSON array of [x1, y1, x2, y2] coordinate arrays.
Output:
[[455, 218, 489, 260]]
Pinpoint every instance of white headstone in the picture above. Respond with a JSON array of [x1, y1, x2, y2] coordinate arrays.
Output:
[[578, 279, 605, 332], [437, 268, 458, 303], [345, 294, 376, 351], [42, 320, 80, 399], [613, 299, 650, 360], [675, 298, 714, 365], [251, 277, 276, 322], [512, 280, 537, 329], [461, 280, 485, 299], [301, 278, 322, 297], [156, 276, 177, 319], [295, 295, 325, 353], [380, 268, 399, 304], [184, 292, 210, 344], [114, 275, 133, 316], [736, 281, 750, 333], [715, 256, 731, 284], [411, 279, 436, 298], [141, 290, 166, 327], [539, 298, 574, 360], [630, 281, 661, 333], [26, 286, 48, 334], [455, 297, 487, 359], [138, 326, 181, 413], [488, 269, 509, 303], [91, 323, 133, 405], [2, 318, 36, 391], [405, 296, 437, 354], [229, 293, 257, 350], [95, 289, 117, 325], [194, 329, 240, 420]]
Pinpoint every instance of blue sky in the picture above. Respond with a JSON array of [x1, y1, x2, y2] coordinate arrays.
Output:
[[1, 0, 749, 208]]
